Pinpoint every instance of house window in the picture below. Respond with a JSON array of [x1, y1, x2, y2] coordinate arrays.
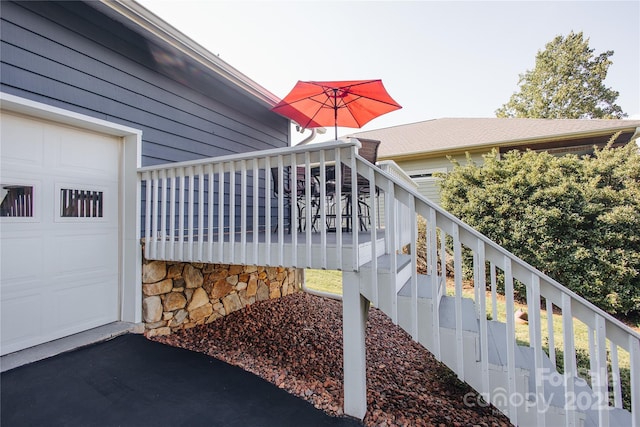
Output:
[[60, 188, 104, 218], [0, 185, 33, 217]]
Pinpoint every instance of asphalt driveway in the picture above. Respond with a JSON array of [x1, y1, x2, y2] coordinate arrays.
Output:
[[1, 333, 363, 427]]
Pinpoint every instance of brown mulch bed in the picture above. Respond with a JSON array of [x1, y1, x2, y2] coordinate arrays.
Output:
[[150, 292, 512, 427]]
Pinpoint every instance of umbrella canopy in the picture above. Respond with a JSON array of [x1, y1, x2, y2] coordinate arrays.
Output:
[[271, 79, 402, 139]]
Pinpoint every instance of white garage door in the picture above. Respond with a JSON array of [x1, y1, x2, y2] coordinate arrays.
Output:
[[1, 112, 121, 355]]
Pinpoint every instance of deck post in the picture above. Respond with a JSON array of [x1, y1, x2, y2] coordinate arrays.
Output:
[[342, 271, 370, 420]]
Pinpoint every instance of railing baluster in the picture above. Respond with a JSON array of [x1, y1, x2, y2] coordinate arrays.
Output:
[[240, 160, 247, 265], [150, 170, 159, 260], [473, 252, 481, 319], [168, 168, 176, 260], [594, 314, 609, 427], [504, 257, 518, 426], [630, 335, 640, 427], [409, 197, 418, 340], [318, 150, 327, 269], [530, 274, 546, 427], [547, 297, 556, 368], [252, 158, 259, 265], [428, 207, 440, 360], [334, 148, 343, 269], [477, 240, 490, 399], [453, 223, 464, 380], [368, 164, 378, 308], [440, 229, 447, 298], [277, 156, 284, 266], [228, 161, 236, 263], [562, 292, 577, 427], [265, 156, 271, 266], [490, 262, 498, 321], [143, 171, 151, 261], [217, 162, 225, 263], [207, 163, 214, 263], [187, 167, 195, 261], [178, 168, 185, 261], [304, 151, 312, 267], [385, 179, 397, 323], [159, 169, 167, 260], [290, 153, 298, 267], [526, 280, 534, 347], [348, 148, 358, 271], [610, 343, 622, 408], [197, 165, 205, 262]]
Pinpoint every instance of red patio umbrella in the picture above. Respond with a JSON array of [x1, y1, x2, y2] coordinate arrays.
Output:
[[271, 80, 402, 140]]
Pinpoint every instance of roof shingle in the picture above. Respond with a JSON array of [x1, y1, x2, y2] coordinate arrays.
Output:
[[347, 118, 640, 158]]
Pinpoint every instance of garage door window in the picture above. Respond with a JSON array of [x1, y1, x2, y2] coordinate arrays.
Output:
[[60, 188, 104, 218], [0, 185, 33, 217]]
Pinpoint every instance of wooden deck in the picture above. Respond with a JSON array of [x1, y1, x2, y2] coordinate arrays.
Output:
[[144, 228, 387, 271]]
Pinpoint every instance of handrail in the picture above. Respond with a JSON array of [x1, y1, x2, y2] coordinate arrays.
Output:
[[138, 139, 359, 172], [377, 160, 418, 188]]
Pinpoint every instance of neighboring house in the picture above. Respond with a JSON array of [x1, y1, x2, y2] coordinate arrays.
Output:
[[0, 0, 291, 355], [348, 118, 640, 202]]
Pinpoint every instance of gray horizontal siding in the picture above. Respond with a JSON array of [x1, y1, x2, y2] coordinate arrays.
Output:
[[0, 1, 290, 167]]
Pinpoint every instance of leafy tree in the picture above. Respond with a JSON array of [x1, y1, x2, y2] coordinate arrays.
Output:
[[437, 141, 640, 315], [496, 31, 626, 119]]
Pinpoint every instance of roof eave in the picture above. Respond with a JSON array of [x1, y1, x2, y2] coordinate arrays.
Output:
[[100, 0, 280, 107], [379, 123, 640, 161]]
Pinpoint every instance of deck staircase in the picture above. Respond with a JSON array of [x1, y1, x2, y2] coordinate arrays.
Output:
[[358, 252, 634, 426], [139, 139, 640, 427]]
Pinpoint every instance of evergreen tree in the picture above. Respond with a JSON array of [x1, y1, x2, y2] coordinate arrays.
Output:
[[496, 31, 626, 119]]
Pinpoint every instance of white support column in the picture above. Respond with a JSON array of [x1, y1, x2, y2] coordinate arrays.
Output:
[[342, 271, 370, 420]]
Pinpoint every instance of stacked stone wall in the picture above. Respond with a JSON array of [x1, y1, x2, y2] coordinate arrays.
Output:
[[142, 259, 299, 337]]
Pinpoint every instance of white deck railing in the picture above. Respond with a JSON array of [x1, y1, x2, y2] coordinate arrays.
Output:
[[139, 140, 367, 271], [139, 140, 639, 426]]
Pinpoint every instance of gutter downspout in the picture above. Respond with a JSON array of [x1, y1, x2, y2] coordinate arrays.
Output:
[[295, 126, 327, 146]]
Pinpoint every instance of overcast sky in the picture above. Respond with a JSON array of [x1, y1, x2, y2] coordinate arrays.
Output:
[[137, 0, 640, 142]]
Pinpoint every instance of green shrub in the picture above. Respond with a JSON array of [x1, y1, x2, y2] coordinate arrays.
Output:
[[437, 142, 640, 316]]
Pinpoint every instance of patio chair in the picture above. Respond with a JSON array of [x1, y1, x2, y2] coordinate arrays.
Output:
[[324, 138, 381, 232], [271, 166, 320, 233]]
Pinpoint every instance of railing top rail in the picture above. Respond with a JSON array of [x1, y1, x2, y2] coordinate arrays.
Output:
[[137, 139, 360, 173], [359, 154, 640, 342], [377, 160, 418, 188]]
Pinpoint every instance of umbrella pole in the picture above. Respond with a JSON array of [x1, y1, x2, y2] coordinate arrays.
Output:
[[334, 96, 338, 140]]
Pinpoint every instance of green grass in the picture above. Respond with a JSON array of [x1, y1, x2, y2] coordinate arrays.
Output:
[[304, 269, 343, 295]]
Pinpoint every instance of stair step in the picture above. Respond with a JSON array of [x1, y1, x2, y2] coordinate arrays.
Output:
[[398, 274, 433, 299], [489, 330, 633, 427], [361, 253, 411, 274], [484, 321, 531, 369], [438, 296, 479, 333]]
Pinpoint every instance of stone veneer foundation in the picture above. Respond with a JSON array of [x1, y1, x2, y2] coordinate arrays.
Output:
[[142, 258, 300, 337]]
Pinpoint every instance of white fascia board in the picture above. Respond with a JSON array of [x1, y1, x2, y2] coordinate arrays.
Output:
[[101, 0, 280, 107]]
